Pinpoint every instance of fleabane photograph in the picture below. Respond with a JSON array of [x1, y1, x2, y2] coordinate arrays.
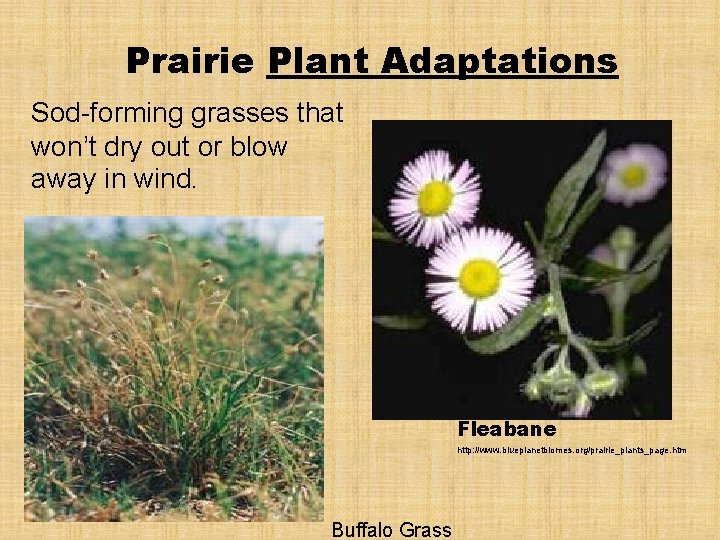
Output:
[[24, 217, 324, 521], [373, 121, 671, 421]]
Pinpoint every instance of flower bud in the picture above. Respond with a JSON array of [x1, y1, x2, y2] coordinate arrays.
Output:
[[609, 226, 636, 252], [535, 364, 569, 386], [532, 361, 580, 406], [546, 377, 580, 406], [522, 375, 543, 401], [582, 368, 621, 398], [630, 355, 647, 377], [537, 369, 579, 406]]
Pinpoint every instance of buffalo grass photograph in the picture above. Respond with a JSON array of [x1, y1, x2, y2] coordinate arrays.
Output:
[[24, 217, 324, 521], [372, 121, 671, 421]]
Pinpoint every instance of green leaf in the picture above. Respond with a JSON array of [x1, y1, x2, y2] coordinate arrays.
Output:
[[373, 314, 429, 330], [373, 230, 399, 242], [372, 216, 400, 243], [524, 221, 542, 253], [559, 260, 639, 292], [550, 184, 605, 260], [581, 318, 659, 353], [629, 223, 671, 294], [465, 294, 549, 355], [579, 259, 626, 280], [542, 130, 607, 247]]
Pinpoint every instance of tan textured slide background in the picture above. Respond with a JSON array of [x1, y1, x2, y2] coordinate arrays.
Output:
[[2, 2, 718, 538]]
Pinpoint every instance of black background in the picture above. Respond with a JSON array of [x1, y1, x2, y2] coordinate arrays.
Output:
[[372, 120, 672, 420]]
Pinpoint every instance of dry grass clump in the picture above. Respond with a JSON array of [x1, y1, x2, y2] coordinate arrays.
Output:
[[24, 227, 324, 521]]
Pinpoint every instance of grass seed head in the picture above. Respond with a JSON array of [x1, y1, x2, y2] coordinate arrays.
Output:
[[53, 289, 72, 296], [201, 259, 212, 268], [76, 279, 87, 288], [132, 266, 141, 276], [151, 286, 163, 298], [146, 234, 160, 241], [212, 275, 225, 284], [86, 250, 98, 260], [100, 269, 110, 280]]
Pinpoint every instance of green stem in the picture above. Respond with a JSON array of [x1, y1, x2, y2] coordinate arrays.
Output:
[[606, 246, 634, 379], [610, 293, 628, 376], [610, 242, 631, 339], [548, 263, 572, 336], [611, 301, 625, 339], [533, 345, 560, 374], [548, 263, 602, 375], [568, 334, 601, 372], [555, 345, 570, 372]]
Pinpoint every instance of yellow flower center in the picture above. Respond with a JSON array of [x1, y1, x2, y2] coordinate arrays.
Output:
[[458, 259, 501, 299], [620, 164, 647, 189], [417, 180, 453, 217]]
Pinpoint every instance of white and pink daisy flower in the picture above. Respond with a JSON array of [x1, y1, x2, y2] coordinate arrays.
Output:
[[389, 150, 481, 248], [426, 227, 536, 333], [601, 144, 668, 206]]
